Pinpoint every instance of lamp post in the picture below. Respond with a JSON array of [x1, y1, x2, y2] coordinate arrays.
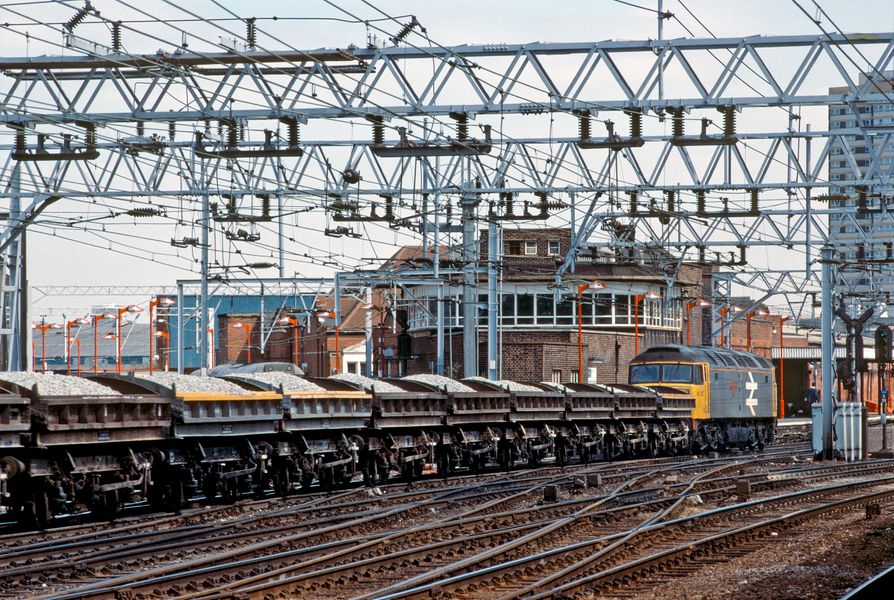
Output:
[[74, 338, 82, 376], [65, 317, 89, 375], [777, 315, 791, 419], [232, 321, 254, 364], [633, 291, 662, 355], [103, 332, 118, 372], [745, 309, 769, 352], [34, 321, 62, 373], [577, 281, 607, 382], [148, 297, 176, 375], [685, 298, 712, 346], [277, 316, 301, 365], [116, 305, 143, 374], [93, 311, 116, 374], [154, 331, 171, 372], [316, 310, 339, 374], [719, 304, 742, 348]]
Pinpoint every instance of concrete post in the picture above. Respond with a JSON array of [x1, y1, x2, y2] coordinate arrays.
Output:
[[176, 282, 184, 373], [487, 219, 500, 380], [199, 160, 210, 375], [461, 193, 480, 378], [365, 286, 373, 377]]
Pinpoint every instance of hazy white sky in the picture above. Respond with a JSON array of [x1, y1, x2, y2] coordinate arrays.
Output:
[[1, 0, 893, 318]]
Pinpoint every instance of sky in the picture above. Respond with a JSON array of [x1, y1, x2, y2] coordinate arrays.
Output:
[[1, 0, 894, 320]]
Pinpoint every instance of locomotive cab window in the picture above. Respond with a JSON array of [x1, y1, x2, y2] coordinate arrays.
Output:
[[663, 364, 695, 383], [630, 363, 702, 384], [629, 364, 660, 383]]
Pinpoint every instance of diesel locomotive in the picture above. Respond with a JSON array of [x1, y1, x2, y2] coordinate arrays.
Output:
[[629, 344, 777, 450], [0, 345, 775, 527]]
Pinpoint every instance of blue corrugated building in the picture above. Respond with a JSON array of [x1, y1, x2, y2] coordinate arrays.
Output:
[[169, 292, 317, 370]]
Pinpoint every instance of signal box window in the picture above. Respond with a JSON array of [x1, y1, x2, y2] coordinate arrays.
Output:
[[525, 241, 538, 255], [551, 369, 562, 383], [505, 241, 523, 255], [548, 241, 560, 256]]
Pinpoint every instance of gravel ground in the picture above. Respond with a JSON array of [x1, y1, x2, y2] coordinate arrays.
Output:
[[627, 498, 894, 600], [0, 371, 120, 396]]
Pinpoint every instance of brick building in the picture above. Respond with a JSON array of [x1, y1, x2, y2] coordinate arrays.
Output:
[[397, 227, 710, 384]]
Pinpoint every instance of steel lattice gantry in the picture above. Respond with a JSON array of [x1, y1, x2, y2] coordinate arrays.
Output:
[[2, 32, 894, 369]]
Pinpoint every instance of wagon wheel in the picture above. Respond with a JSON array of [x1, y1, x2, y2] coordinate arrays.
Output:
[[276, 467, 292, 497]]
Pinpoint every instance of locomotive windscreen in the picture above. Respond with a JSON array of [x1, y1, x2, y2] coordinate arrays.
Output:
[[629, 363, 703, 384]]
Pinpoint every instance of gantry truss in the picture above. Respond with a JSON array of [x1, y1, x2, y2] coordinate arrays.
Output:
[[3, 30, 894, 369]]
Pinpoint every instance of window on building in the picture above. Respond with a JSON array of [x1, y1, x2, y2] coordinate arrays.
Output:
[[548, 241, 560, 256], [570, 370, 579, 383], [501, 293, 515, 325], [525, 241, 538, 255], [536, 294, 555, 325], [348, 361, 358, 374], [358, 362, 366, 375], [517, 293, 534, 324], [615, 295, 630, 325], [551, 369, 562, 383], [556, 296, 574, 325], [594, 294, 612, 324], [505, 241, 523, 255]]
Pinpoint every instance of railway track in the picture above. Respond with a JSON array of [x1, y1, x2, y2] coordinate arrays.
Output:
[[202, 458, 884, 600], [23, 446, 822, 599], [367, 474, 894, 599], [6, 458, 669, 597], [0, 443, 820, 599]]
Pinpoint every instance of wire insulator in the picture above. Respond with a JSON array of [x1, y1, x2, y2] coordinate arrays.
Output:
[[127, 207, 162, 217], [575, 110, 591, 140], [227, 122, 237, 148], [450, 112, 469, 141], [261, 195, 270, 217], [136, 121, 144, 137], [391, 17, 419, 45], [857, 187, 868, 213], [84, 123, 95, 147], [112, 21, 122, 53], [239, 120, 246, 142], [246, 17, 257, 49], [750, 189, 758, 213], [629, 191, 638, 215], [628, 109, 642, 138], [666, 190, 675, 213], [288, 118, 299, 146], [696, 189, 706, 215], [671, 108, 685, 138], [169, 122, 175, 141], [64, 1, 92, 32], [14, 129, 25, 154], [227, 195, 237, 214], [371, 116, 384, 145], [721, 105, 736, 137]]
